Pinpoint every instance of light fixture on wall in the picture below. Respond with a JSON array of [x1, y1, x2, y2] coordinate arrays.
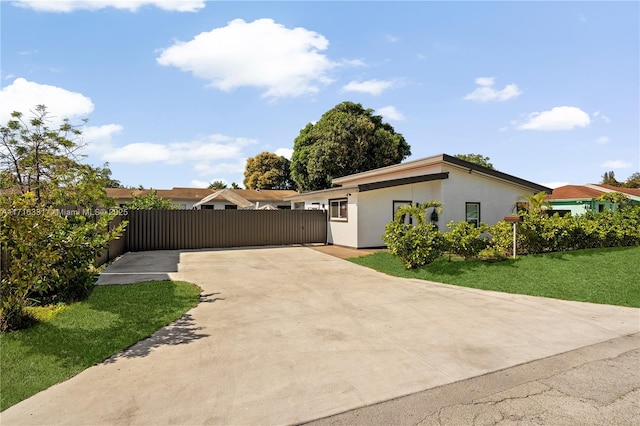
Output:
[[431, 209, 439, 222]]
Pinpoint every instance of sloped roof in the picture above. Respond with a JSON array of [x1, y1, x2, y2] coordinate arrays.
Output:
[[105, 187, 297, 202], [288, 153, 550, 200], [193, 189, 254, 208], [545, 185, 605, 200], [590, 184, 640, 197], [546, 184, 640, 201]]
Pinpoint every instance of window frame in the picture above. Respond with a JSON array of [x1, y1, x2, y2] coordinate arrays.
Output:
[[329, 198, 348, 222], [465, 202, 481, 228]]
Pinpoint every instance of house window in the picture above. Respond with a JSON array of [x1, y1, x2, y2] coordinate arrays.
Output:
[[393, 200, 412, 224], [224, 205, 238, 210], [329, 198, 348, 221], [294, 202, 305, 210], [466, 202, 480, 227], [201, 205, 214, 210]]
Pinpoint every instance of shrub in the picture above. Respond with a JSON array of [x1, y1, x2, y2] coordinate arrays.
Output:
[[444, 221, 489, 260], [0, 193, 125, 331], [383, 221, 446, 269], [383, 201, 446, 269]]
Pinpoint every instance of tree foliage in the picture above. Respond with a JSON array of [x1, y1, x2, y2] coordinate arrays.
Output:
[[208, 180, 228, 189], [454, 153, 495, 170], [601, 171, 620, 186], [124, 189, 177, 210], [244, 152, 292, 190], [515, 191, 551, 214], [0, 105, 127, 331], [291, 101, 411, 191]]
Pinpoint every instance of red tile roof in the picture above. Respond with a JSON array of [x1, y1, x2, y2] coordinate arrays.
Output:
[[545, 185, 604, 200], [546, 184, 640, 200]]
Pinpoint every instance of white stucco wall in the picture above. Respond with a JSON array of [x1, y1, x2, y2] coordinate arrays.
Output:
[[356, 181, 442, 248], [327, 194, 358, 247], [439, 167, 537, 228]]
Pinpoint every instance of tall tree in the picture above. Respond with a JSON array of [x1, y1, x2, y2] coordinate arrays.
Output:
[[454, 153, 495, 170], [0, 105, 116, 208], [208, 180, 228, 189], [230, 182, 241, 189], [244, 151, 292, 190], [291, 101, 411, 191], [601, 171, 620, 186]]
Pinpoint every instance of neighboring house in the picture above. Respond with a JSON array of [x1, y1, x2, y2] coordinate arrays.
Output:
[[284, 153, 551, 248], [105, 187, 297, 210], [545, 184, 640, 215]]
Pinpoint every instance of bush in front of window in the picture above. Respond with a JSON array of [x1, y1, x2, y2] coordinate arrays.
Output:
[[383, 201, 446, 269], [444, 221, 489, 261], [383, 221, 446, 269]]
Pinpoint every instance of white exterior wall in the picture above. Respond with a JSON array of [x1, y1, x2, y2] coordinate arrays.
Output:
[[439, 167, 536, 228], [356, 181, 443, 248], [327, 194, 359, 247]]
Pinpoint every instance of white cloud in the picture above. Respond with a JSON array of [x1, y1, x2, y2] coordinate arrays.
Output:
[[103, 135, 257, 165], [543, 181, 571, 189], [376, 106, 405, 121], [0, 78, 94, 124], [593, 110, 611, 123], [275, 148, 293, 159], [475, 77, 494, 86], [81, 124, 124, 156], [13, 0, 205, 12], [463, 77, 521, 102], [517, 106, 591, 131], [193, 159, 247, 176], [343, 79, 394, 96], [385, 35, 400, 43], [595, 136, 610, 144], [600, 160, 632, 169], [157, 18, 337, 99], [190, 179, 211, 188]]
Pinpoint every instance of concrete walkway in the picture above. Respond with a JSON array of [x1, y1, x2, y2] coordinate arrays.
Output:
[[2, 246, 639, 425]]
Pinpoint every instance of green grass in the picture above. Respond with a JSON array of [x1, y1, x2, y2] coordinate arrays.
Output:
[[350, 246, 640, 308], [0, 280, 201, 411]]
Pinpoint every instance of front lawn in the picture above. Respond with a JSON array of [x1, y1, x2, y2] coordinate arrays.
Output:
[[350, 246, 640, 308], [0, 280, 201, 411]]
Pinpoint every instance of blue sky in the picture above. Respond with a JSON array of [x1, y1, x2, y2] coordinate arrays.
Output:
[[1, 0, 638, 190]]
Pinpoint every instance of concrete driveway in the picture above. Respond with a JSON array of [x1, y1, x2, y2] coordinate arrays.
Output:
[[2, 246, 639, 425]]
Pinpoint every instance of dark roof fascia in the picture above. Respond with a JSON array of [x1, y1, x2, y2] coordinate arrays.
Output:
[[357, 172, 449, 192], [442, 154, 552, 193]]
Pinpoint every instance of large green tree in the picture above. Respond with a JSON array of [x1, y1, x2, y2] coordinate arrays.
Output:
[[244, 151, 292, 190], [291, 101, 411, 191]]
